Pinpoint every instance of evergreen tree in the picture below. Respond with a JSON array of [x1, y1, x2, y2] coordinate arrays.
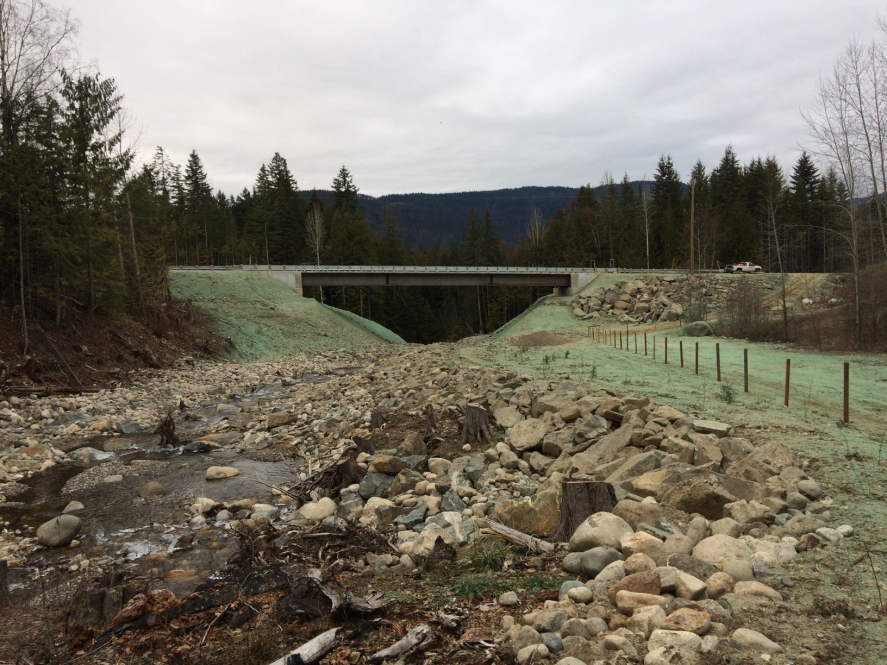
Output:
[[183, 150, 213, 263], [711, 145, 755, 264], [652, 155, 684, 266], [331, 165, 359, 212], [481, 209, 504, 265], [461, 208, 482, 265]]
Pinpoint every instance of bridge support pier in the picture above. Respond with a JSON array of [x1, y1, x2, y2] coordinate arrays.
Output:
[[266, 270, 303, 295], [553, 272, 597, 297]]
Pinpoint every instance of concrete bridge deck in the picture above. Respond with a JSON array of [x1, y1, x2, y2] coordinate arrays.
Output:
[[168, 265, 688, 296]]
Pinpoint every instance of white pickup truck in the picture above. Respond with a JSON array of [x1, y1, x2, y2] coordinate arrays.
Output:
[[724, 261, 763, 273]]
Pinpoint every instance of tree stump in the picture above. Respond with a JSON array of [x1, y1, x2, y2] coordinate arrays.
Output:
[[461, 405, 492, 445], [0, 559, 8, 606], [550, 480, 618, 542]]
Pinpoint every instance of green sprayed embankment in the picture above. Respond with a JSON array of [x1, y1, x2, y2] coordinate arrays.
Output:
[[169, 271, 403, 360]]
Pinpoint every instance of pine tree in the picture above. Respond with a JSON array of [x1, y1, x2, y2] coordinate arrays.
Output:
[[711, 146, 754, 264], [481, 209, 504, 265], [331, 165, 359, 212], [652, 155, 684, 266], [461, 208, 482, 265], [183, 150, 213, 263]]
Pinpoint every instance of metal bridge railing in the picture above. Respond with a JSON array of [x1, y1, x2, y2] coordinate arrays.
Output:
[[167, 265, 703, 274]]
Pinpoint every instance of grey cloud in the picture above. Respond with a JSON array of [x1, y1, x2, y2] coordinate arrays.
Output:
[[75, 0, 884, 195]]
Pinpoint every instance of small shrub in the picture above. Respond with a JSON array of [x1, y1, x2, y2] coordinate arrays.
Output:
[[719, 379, 736, 404], [521, 574, 567, 593], [454, 575, 504, 599], [461, 540, 513, 572], [564, 350, 570, 359]]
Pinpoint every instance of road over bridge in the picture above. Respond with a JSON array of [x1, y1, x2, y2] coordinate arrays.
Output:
[[168, 265, 689, 296]]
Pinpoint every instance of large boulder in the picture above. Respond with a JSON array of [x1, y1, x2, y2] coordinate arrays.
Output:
[[612, 499, 666, 528], [37, 515, 81, 546], [605, 451, 664, 483], [749, 442, 793, 470], [569, 512, 634, 552], [491, 488, 560, 537], [206, 466, 239, 480], [718, 438, 755, 465], [509, 418, 550, 453], [683, 321, 713, 337], [661, 477, 737, 520], [692, 535, 754, 568], [358, 472, 396, 499], [494, 406, 524, 429], [569, 424, 633, 475], [693, 420, 734, 437], [723, 499, 774, 525], [370, 454, 408, 475], [579, 547, 623, 577]]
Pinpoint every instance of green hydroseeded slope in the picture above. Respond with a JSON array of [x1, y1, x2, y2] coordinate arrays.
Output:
[[169, 271, 402, 360]]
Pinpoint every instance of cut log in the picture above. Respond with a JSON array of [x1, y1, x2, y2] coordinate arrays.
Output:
[[268, 627, 340, 665], [368, 624, 433, 664], [550, 480, 617, 542], [481, 520, 554, 553]]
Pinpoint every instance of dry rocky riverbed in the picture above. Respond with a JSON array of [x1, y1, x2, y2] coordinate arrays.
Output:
[[0, 343, 879, 664]]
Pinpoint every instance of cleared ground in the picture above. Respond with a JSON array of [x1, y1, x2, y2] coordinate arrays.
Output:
[[169, 271, 404, 361]]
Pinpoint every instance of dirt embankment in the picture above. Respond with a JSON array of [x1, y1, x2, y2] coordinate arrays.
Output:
[[0, 300, 226, 397]]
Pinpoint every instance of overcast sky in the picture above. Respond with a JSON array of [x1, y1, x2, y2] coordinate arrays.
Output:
[[75, 1, 884, 197]]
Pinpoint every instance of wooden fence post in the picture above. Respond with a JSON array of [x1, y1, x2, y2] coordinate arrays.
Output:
[[785, 359, 791, 407], [653, 337, 656, 360], [665, 337, 668, 364], [634, 333, 638, 354], [680, 340, 684, 368], [695, 342, 698, 374], [844, 362, 849, 424], [716, 343, 721, 382], [619, 331, 623, 350], [744, 349, 748, 393], [644, 333, 648, 356]]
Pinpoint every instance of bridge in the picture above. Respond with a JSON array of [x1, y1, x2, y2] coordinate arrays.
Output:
[[168, 264, 688, 296]]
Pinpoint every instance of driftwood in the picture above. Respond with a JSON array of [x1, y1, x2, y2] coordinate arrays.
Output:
[[367, 623, 433, 664], [550, 480, 617, 542], [481, 520, 554, 553], [154, 411, 180, 447], [461, 405, 492, 445], [269, 627, 340, 665]]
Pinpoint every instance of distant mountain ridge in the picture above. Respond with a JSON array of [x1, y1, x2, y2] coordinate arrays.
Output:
[[308, 183, 648, 250]]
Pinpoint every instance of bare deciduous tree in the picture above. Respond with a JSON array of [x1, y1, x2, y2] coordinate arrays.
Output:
[[803, 61, 867, 349], [638, 177, 653, 270], [305, 203, 325, 266], [525, 208, 546, 266], [304, 203, 326, 300]]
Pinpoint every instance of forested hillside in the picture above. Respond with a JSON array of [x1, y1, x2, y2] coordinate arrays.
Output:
[[2, 0, 887, 350]]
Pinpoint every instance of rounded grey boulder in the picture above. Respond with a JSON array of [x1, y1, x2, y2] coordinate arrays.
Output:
[[37, 514, 81, 547], [579, 546, 623, 577]]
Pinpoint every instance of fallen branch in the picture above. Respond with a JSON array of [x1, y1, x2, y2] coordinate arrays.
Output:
[[268, 627, 340, 665], [368, 623, 433, 664], [481, 520, 554, 553]]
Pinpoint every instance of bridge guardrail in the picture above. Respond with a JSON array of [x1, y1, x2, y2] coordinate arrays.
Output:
[[167, 265, 715, 274]]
